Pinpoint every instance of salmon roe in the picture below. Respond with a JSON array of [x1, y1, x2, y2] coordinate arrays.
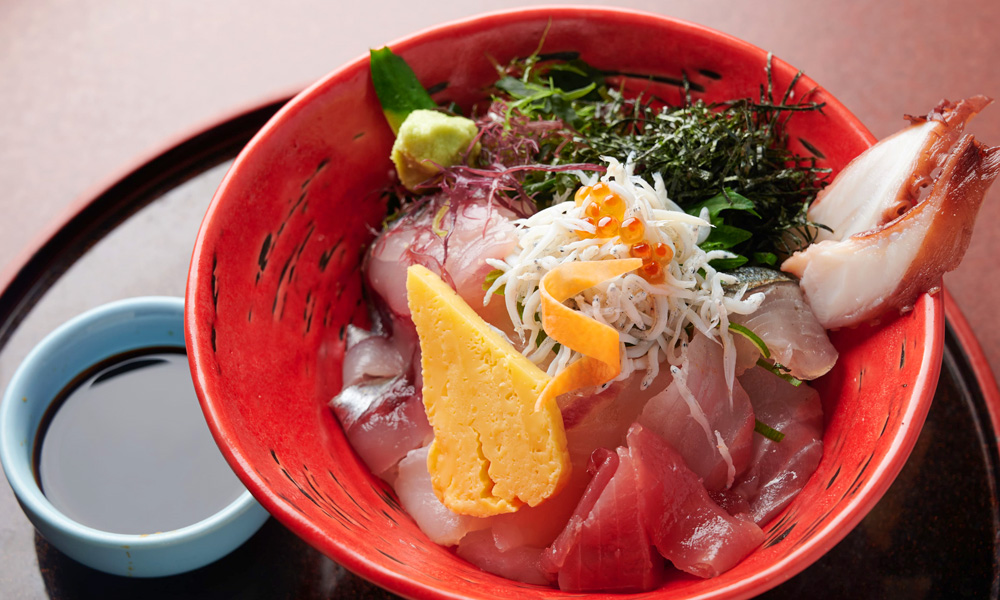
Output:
[[620, 217, 644, 244], [653, 243, 674, 263], [571, 185, 673, 284], [640, 260, 664, 283], [626, 240, 675, 284], [575, 183, 631, 240], [629, 242, 652, 260], [575, 216, 597, 239], [601, 194, 626, 221], [589, 182, 613, 202], [596, 216, 620, 238]]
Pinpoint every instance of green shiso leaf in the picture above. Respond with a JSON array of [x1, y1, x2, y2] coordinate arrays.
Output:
[[700, 224, 754, 252], [686, 189, 760, 221], [370, 47, 437, 134], [753, 251, 779, 266], [708, 255, 749, 271]]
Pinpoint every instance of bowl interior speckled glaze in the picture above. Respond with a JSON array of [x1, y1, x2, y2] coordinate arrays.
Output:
[[185, 7, 943, 599]]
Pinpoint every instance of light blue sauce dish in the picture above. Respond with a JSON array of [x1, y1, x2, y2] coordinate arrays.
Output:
[[0, 296, 269, 577]]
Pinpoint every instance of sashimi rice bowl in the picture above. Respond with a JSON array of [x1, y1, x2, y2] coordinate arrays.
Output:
[[185, 8, 998, 599]]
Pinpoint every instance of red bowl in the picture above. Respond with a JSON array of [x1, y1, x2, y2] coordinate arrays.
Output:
[[185, 7, 942, 599]]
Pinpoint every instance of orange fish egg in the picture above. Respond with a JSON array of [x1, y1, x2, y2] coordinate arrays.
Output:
[[601, 194, 626, 221], [584, 201, 602, 219], [596, 216, 620, 238], [640, 260, 664, 283], [589, 182, 613, 202], [574, 186, 591, 206], [575, 217, 597, 239], [620, 217, 644, 244], [629, 242, 652, 260], [653, 243, 674, 263]]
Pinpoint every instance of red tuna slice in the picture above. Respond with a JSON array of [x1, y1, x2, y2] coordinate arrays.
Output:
[[541, 448, 665, 592], [708, 488, 753, 518], [733, 367, 824, 525], [628, 424, 765, 579], [485, 363, 675, 552], [638, 332, 754, 491], [365, 194, 517, 319]]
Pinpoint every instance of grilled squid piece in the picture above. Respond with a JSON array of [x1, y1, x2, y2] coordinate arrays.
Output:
[[782, 97, 1000, 329]]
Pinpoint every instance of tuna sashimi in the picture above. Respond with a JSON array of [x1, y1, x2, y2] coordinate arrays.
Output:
[[560, 360, 674, 466], [481, 364, 674, 552], [733, 367, 824, 525], [542, 425, 764, 589], [393, 446, 488, 546], [366, 195, 518, 319], [329, 375, 433, 477], [729, 267, 838, 381], [541, 448, 665, 592], [628, 425, 764, 579], [708, 488, 753, 518], [638, 333, 754, 491]]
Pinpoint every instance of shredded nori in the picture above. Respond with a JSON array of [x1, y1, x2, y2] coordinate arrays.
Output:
[[477, 51, 832, 268], [380, 47, 832, 271]]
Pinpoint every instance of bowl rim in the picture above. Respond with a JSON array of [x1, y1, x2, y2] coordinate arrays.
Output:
[[0, 296, 261, 551], [185, 5, 944, 599]]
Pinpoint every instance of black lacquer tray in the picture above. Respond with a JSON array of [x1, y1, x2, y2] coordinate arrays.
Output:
[[0, 99, 996, 599]]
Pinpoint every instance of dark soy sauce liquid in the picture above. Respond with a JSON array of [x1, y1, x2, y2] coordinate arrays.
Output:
[[33, 347, 245, 534]]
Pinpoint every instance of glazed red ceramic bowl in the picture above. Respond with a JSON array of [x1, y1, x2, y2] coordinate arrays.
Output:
[[185, 7, 942, 599]]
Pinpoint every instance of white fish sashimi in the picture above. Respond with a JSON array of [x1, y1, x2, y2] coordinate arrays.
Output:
[[637, 333, 754, 491], [366, 196, 518, 318], [393, 446, 489, 546], [329, 376, 433, 477], [729, 275, 837, 380], [456, 529, 548, 585], [341, 335, 408, 388], [732, 367, 823, 525]]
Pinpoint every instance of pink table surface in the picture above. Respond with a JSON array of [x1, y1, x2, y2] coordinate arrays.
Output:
[[3, 0, 998, 374]]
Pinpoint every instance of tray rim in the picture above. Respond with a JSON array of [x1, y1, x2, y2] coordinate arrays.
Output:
[[0, 93, 294, 353]]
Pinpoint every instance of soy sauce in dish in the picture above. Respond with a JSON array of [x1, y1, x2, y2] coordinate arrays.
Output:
[[32, 347, 245, 535]]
